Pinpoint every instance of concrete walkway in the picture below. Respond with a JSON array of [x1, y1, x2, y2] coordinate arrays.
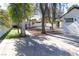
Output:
[[0, 30, 79, 56]]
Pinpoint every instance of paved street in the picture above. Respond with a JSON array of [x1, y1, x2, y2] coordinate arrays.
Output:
[[0, 30, 79, 56]]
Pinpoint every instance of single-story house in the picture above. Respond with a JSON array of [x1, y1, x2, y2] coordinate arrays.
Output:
[[60, 6, 79, 35]]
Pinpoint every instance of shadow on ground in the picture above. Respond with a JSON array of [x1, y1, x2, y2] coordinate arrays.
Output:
[[14, 36, 71, 56], [46, 33, 79, 47]]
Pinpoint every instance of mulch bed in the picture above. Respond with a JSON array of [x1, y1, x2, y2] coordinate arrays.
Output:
[[27, 29, 42, 36], [27, 28, 63, 36]]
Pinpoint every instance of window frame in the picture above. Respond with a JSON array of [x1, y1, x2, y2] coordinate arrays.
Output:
[[64, 18, 74, 22]]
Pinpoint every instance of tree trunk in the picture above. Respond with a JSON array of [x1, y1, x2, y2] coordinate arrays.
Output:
[[17, 22, 20, 34], [51, 4, 54, 30], [18, 28, 19, 33], [51, 21, 54, 30], [47, 4, 51, 23], [51, 3, 57, 31], [57, 21, 60, 28], [29, 20, 30, 29], [42, 15, 46, 34], [18, 28, 19, 34], [39, 3, 46, 34], [21, 20, 26, 36]]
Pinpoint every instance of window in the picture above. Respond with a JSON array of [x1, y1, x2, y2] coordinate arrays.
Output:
[[64, 18, 73, 22], [75, 18, 76, 21]]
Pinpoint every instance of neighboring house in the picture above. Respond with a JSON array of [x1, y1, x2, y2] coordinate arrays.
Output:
[[60, 6, 79, 35]]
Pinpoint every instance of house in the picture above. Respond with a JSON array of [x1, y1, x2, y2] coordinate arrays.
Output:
[[60, 6, 79, 35]]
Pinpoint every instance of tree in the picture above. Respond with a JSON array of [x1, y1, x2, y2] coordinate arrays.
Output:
[[8, 3, 23, 34], [8, 3, 33, 36], [57, 3, 62, 28], [39, 3, 47, 34], [45, 3, 51, 23], [0, 8, 11, 28], [21, 3, 33, 36], [68, 4, 79, 12], [51, 3, 57, 30]]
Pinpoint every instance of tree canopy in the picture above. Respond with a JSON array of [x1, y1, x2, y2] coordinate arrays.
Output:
[[68, 5, 79, 12], [7, 3, 33, 25], [0, 8, 12, 27]]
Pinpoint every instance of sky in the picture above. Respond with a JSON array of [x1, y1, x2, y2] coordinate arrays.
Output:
[[0, 3, 78, 11], [0, 3, 9, 10], [63, 3, 79, 13], [0, 3, 78, 13], [0, 3, 78, 20]]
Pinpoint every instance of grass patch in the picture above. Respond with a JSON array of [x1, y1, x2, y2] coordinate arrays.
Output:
[[5, 28, 21, 39]]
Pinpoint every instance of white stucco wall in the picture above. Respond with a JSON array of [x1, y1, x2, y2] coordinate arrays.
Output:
[[61, 9, 79, 35]]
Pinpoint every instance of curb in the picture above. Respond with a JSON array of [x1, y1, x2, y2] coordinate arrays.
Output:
[[0, 28, 12, 40]]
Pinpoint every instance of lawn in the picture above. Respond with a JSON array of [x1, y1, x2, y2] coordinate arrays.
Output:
[[5, 28, 21, 39]]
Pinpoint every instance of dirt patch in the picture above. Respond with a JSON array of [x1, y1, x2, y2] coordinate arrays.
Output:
[[27, 28, 63, 36], [27, 29, 42, 36]]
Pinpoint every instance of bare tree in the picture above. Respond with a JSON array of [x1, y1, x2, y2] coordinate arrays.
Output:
[[51, 3, 57, 30]]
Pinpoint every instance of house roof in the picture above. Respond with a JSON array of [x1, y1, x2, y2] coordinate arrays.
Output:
[[60, 6, 79, 18]]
